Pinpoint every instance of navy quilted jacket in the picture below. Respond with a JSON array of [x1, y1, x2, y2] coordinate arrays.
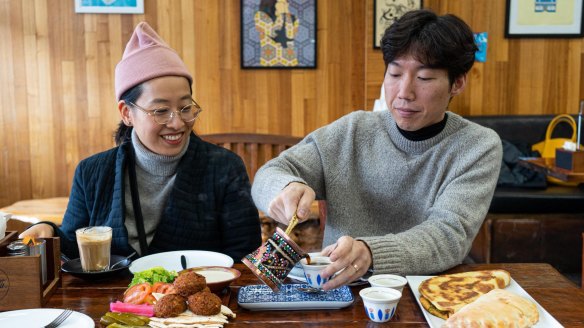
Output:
[[55, 133, 262, 262]]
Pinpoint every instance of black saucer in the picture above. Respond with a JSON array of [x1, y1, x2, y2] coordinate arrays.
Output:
[[61, 255, 131, 280]]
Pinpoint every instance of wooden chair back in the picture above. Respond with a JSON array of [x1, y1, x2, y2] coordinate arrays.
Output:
[[201, 133, 326, 250], [200, 133, 302, 182]]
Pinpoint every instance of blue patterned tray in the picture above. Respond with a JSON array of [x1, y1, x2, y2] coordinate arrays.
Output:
[[237, 284, 354, 310]]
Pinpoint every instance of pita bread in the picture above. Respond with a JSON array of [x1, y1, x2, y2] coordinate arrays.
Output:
[[442, 289, 539, 327], [419, 269, 510, 318], [419, 295, 448, 320], [149, 305, 236, 328]]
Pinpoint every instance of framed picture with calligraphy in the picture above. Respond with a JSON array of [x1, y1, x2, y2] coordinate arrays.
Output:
[[505, 0, 584, 38], [374, 0, 423, 49], [241, 0, 317, 69]]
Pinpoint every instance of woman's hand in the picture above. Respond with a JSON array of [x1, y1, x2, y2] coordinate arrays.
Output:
[[19, 223, 55, 239], [267, 182, 315, 225], [320, 236, 372, 291]]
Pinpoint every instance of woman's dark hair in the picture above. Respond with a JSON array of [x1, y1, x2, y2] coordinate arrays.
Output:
[[114, 84, 143, 146], [380, 9, 478, 84]]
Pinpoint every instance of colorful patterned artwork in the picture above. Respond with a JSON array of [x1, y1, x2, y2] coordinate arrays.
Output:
[[241, 0, 317, 68]]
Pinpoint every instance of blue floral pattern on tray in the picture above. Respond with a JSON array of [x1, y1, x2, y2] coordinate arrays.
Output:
[[238, 284, 354, 310]]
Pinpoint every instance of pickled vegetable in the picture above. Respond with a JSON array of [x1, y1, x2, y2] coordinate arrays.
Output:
[[99, 315, 117, 326], [110, 301, 154, 317], [130, 314, 150, 323], [105, 311, 149, 326], [106, 323, 149, 328]]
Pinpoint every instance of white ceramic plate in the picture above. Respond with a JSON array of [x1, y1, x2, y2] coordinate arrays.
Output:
[[406, 276, 563, 328], [238, 284, 354, 310], [0, 308, 94, 328], [129, 250, 233, 273]]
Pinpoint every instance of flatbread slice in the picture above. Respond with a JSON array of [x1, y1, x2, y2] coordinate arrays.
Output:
[[442, 289, 539, 327], [149, 323, 223, 328], [149, 306, 235, 328], [419, 295, 448, 320], [418, 269, 510, 318]]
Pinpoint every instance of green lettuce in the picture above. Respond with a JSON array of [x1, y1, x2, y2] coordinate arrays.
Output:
[[129, 266, 177, 287]]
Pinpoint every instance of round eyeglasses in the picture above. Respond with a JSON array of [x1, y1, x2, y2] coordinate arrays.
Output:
[[128, 100, 203, 125]]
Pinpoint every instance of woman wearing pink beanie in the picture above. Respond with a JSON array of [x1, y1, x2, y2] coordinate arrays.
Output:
[[21, 22, 262, 262]]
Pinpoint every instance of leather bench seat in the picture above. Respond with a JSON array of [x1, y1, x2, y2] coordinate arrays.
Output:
[[490, 186, 584, 213], [466, 114, 574, 146]]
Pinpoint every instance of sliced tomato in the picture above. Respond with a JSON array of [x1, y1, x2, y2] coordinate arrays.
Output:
[[123, 283, 152, 305], [152, 282, 177, 295]]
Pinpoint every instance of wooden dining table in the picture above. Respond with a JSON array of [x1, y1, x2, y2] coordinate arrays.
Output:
[[43, 262, 584, 327]]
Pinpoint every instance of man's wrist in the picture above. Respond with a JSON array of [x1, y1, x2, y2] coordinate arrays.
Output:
[[356, 239, 374, 270]]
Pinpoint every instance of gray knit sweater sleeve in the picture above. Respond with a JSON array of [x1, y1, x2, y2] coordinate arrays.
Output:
[[252, 110, 502, 275]]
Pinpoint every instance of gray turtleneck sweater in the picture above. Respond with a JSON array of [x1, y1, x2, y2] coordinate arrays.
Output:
[[252, 110, 502, 276], [124, 130, 188, 255]]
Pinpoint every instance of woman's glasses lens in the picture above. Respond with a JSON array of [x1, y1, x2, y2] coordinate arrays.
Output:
[[152, 104, 200, 124]]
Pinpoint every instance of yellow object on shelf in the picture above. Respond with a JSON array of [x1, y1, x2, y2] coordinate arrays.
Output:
[[532, 114, 581, 159], [531, 114, 582, 186]]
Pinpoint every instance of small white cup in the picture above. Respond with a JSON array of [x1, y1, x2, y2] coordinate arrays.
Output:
[[299, 256, 333, 289], [359, 287, 402, 323], [368, 274, 407, 293], [0, 212, 10, 238]]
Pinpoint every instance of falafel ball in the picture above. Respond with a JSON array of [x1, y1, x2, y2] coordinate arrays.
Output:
[[173, 271, 207, 297], [187, 291, 222, 316], [154, 294, 187, 318]]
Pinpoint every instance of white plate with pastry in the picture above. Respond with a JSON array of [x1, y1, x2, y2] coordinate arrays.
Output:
[[406, 275, 562, 328]]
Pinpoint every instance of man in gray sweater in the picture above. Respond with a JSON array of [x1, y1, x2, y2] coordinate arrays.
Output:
[[252, 9, 502, 290]]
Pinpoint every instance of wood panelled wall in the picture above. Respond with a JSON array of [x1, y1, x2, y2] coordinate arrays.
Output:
[[1, 0, 583, 208]]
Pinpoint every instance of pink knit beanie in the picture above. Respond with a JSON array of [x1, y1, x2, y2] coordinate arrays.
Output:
[[115, 22, 192, 100]]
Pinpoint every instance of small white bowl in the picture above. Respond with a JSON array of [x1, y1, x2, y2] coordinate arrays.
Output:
[[359, 287, 402, 323], [299, 256, 333, 289], [368, 274, 407, 293], [179, 266, 241, 293]]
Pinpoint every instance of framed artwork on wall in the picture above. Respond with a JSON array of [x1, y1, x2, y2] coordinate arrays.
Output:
[[505, 0, 583, 38], [374, 0, 423, 49], [241, 0, 317, 69], [75, 0, 144, 14]]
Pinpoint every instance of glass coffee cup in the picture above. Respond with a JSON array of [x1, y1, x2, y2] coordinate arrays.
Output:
[[75, 226, 112, 272]]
